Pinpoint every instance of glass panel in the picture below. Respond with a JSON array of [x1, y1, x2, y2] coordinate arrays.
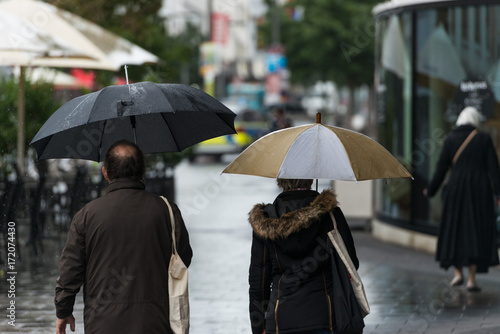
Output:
[[413, 8, 456, 226], [375, 13, 413, 220], [375, 3, 500, 232], [415, 4, 500, 228]]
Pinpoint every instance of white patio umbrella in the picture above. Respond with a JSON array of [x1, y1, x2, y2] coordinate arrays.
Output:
[[0, 0, 158, 69], [0, 12, 87, 58], [0, 0, 113, 70], [56, 9, 159, 67], [0, 0, 159, 173], [0, 10, 106, 174]]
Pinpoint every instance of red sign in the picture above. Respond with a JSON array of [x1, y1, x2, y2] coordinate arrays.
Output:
[[211, 13, 230, 45], [71, 69, 95, 90]]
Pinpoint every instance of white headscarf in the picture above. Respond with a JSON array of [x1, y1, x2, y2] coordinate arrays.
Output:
[[456, 106, 482, 127]]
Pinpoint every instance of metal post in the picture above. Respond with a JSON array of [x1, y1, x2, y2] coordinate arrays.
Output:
[[272, 0, 280, 45], [124, 65, 129, 85], [17, 66, 26, 175], [208, 0, 213, 40]]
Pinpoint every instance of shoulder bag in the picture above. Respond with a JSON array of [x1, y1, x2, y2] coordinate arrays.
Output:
[[452, 129, 477, 165], [328, 211, 369, 333], [161, 196, 190, 334]]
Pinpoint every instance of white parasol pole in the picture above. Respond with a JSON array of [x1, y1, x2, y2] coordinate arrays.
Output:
[[17, 65, 26, 175]]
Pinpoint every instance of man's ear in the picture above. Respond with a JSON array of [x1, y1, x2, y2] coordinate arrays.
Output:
[[102, 166, 110, 181]]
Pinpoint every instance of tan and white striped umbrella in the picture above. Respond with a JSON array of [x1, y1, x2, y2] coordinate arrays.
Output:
[[222, 121, 412, 181]]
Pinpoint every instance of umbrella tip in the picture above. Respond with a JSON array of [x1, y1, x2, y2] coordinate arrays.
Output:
[[316, 112, 321, 124], [124, 65, 129, 85]]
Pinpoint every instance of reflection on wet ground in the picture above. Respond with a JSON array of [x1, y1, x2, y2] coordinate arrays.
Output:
[[355, 231, 500, 334], [0, 229, 81, 333]]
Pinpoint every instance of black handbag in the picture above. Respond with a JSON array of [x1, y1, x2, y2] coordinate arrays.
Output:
[[329, 243, 365, 334]]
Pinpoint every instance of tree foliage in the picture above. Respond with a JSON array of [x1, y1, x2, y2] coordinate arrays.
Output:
[[261, 0, 379, 88], [0, 77, 63, 172]]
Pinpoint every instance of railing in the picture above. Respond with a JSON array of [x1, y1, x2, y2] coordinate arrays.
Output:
[[0, 164, 175, 264]]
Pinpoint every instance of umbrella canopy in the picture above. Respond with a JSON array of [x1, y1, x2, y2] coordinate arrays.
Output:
[[0, 0, 159, 69], [0, 0, 116, 70], [57, 8, 158, 67], [31, 82, 237, 162], [222, 121, 412, 181], [0, 11, 89, 58]]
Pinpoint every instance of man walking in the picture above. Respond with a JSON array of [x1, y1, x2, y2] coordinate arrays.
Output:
[[55, 140, 192, 334]]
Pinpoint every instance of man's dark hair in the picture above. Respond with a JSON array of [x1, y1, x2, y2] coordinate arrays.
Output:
[[104, 140, 145, 180]]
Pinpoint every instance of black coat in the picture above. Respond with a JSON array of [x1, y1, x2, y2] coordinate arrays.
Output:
[[428, 125, 500, 272], [55, 178, 193, 334], [248, 190, 358, 334]]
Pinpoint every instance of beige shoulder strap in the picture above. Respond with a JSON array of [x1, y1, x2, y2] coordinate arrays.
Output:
[[452, 129, 477, 165], [160, 196, 177, 255], [329, 211, 338, 230]]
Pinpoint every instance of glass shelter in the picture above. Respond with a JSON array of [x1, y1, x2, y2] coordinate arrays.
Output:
[[374, 0, 500, 237]]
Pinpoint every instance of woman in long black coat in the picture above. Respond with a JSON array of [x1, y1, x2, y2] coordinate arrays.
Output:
[[248, 178, 359, 334], [427, 107, 500, 291]]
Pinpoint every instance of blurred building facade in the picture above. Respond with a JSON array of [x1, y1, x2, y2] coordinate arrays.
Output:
[[161, 0, 268, 98], [373, 0, 500, 252]]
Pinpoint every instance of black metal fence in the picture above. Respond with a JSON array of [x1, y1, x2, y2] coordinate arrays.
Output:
[[0, 163, 175, 264]]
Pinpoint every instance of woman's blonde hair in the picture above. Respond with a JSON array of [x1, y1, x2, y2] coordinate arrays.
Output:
[[277, 178, 313, 191]]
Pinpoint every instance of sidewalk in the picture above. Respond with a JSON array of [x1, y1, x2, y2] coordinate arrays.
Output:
[[1, 161, 500, 333], [354, 229, 500, 334], [1, 218, 500, 333], [186, 223, 500, 334]]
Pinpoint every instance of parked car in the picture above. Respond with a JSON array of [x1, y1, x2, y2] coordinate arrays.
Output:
[[190, 108, 270, 162]]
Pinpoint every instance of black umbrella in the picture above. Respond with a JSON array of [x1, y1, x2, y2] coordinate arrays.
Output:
[[31, 82, 237, 162]]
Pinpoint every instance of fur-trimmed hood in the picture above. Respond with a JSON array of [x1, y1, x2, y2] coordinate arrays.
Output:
[[249, 190, 338, 240]]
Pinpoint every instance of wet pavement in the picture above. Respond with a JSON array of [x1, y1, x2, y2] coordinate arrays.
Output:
[[2, 159, 500, 333]]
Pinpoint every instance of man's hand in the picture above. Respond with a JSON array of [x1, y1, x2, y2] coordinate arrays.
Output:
[[56, 315, 75, 334]]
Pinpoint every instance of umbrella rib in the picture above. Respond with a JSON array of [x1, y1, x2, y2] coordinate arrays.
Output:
[[97, 119, 107, 162], [218, 112, 237, 133], [160, 113, 181, 151]]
